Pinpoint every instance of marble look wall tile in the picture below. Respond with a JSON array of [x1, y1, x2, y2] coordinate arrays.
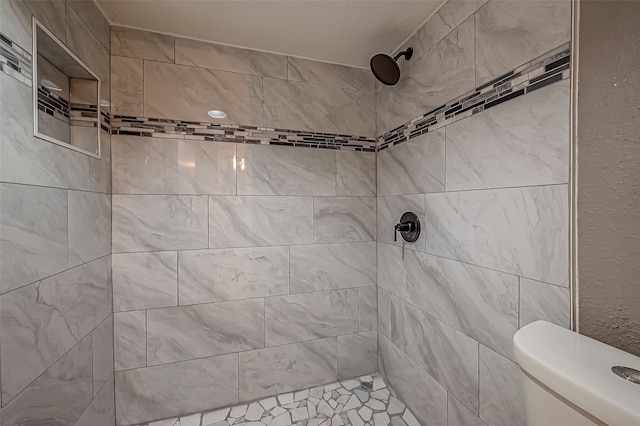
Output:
[[376, 87, 390, 136], [0, 183, 68, 293], [112, 27, 175, 62], [313, 197, 376, 243], [290, 242, 376, 293], [377, 243, 406, 300], [263, 78, 357, 134], [425, 185, 569, 286], [92, 316, 114, 396], [0, 336, 92, 425], [356, 91, 376, 137], [377, 195, 426, 251], [114, 311, 147, 371], [390, 298, 479, 412], [378, 335, 447, 426], [479, 345, 526, 426], [144, 61, 263, 126], [237, 144, 336, 196], [112, 251, 178, 311], [406, 251, 518, 359], [519, 278, 570, 328], [336, 151, 376, 196], [0, 0, 65, 52], [112, 195, 208, 252], [68, 190, 111, 267], [209, 196, 313, 248], [394, 0, 487, 72], [448, 394, 487, 426], [287, 57, 375, 92], [89, 130, 112, 193], [377, 130, 445, 195], [175, 37, 287, 79], [76, 376, 116, 426], [147, 299, 265, 365], [446, 80, 570, 191], [475, 0, 571, 85], [66, 6, 110, 82], [67, 0, 111, 51], [111, 56, 144, 116], [238, 338, 337, 401], [177, 140, 236, 195], [377, 288, 393, 339], [389, 18, 475, 129], [265, 289, 359, 345], [338, 331, 377, 379], [359, 286, 377, 332], [115, 354, 239, 425], [0, 74, 89, 191], [178, 246, 289, 304], [0, 257, 110, 402]]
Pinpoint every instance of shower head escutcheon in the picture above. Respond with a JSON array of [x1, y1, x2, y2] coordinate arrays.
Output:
[[370, 47, 413, 86]]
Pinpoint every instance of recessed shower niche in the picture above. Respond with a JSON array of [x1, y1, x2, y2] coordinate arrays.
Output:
[[32, 17, 101, 158]]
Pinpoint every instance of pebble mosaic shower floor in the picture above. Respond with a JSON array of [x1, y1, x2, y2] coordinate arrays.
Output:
[[139, 374, 420, 426]]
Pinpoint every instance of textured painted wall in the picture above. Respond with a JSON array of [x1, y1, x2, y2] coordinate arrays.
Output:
[[577, 0, 640, 356]]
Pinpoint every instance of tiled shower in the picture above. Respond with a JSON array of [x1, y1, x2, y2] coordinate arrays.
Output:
[[0, 1, 571, 426]]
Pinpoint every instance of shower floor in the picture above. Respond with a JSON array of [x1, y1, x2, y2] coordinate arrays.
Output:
[[139, 374, 420, 426]]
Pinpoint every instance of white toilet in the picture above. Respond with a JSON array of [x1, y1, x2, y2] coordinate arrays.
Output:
[[514, 321, 640, 426]]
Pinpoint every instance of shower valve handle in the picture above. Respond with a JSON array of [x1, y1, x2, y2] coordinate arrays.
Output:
[[393, 212, 421, 243], [394, 222, 413, 241]]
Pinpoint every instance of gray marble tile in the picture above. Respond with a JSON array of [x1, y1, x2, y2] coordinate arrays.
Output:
[[390, 298, 479, 412], [406, 251, 518, 359], [0, 183, 68, 293], [377, 288, 392, 339], [115, 354, 238, 425], [376, 87, 390, 136], [67, 0, 111, 51], [209, 196, 313, 248], [175, 37, 287, 78], [111, 56, 144, 116], [357, 91, 376, 138], [177, 140, 236, 195], [65, 6, 110, 82], [0, 336, 92, 425], [237, 144, 336, 196], [112, 26, 175, 62], [144, 61, 263, 126], [0, 73, 90, 190], [238, 338, 337, 401], [376, 195, 426, 251], [338, 331, 377, 380], [290, 242, 376, 293], [377, 130, 445, 195], [377, 243, 406, 300], [287, 57, 375, 92], [424, 185, 569, 287], [147, 299, 265, 365], [475, 0, 571, 85], [89, 129, 112, 193], [359, 286, 377, 332], [178, 246, 289, 305], [336, 151, 376, 196], [92, 315, 114, 396], [389, 18, 475, 129], [446, 80, 570, 191], [112, 195, 209, 252], [378, 335, 447, 426], [112, 251, 178, 311], [313, 197, 376, 243], [519, 278, 570, 328], [448, 394, 487, 426], [68, 190, 111, 267], [0, 0, 65, 53], [265, 289, 359, 345], [0, 257, 110, 402], [114, 310, 147, 371], [479, 345, 525, 426], [263, 78, 357, 134], [76, 376, 116, 426]]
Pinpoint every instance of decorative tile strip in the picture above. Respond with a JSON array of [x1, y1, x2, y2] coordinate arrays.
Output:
[[37, 85, 111, 132], [378, 43, 571, 151], [111, 116, 378, 152], [0, 32, 32, 86]]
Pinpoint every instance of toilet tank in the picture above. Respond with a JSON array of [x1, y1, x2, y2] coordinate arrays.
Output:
[[514, 321, 640, 426]]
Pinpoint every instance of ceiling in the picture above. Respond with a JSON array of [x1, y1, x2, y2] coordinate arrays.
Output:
[[94, 0, 446, 68]]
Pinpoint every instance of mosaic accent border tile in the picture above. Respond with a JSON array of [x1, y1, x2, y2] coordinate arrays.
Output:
[[111, 116, 377, 152], [37, 85, 111, 132], [0, 32, 32, 86], [378, 43, 571, 151], [138, 374, 420, 426]]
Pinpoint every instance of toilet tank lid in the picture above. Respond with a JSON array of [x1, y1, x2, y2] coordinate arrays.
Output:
[[514, 321, 640, 426]]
